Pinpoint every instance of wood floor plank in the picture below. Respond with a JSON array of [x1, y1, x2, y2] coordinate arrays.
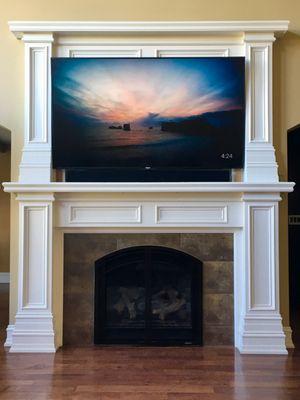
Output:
[[1, 345, 300, 399]]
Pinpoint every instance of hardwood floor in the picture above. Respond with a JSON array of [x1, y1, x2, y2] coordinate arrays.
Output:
[[0, 345, 300, 399], [1, 283, 300, 400]]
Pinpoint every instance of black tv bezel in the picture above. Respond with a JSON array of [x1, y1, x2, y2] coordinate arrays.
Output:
[[64, 167, 232, 183], [51, 56, 246, 176]]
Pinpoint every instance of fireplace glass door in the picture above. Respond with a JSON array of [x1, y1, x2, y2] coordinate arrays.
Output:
[[94, 246, 202, 345]]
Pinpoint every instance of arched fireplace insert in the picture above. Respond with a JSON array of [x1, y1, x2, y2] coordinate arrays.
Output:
[[94, 246, 202, 345]]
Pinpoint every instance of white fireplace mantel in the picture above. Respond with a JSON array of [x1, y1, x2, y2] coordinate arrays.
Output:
[[3, 20, 295, 354], [3, 182, 294, 193], [8, 20, 289, 38]]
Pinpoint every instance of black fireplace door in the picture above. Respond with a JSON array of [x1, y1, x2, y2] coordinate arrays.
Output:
[[94, 246, 202, 345]]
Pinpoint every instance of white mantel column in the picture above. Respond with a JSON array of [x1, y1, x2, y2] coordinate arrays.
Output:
[[244, 33, 279, 183], [236, 193, 287, 354], [9, 193, 56, 353], [19, 34, 53, 183]]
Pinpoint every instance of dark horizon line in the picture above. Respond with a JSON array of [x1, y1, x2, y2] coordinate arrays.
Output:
[[68, 107, 244, 125]]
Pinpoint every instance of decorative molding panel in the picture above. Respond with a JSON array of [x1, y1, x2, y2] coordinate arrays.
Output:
[[246, 41, 273, 144], [156, 47, 230, 57], [19, 202, 53, 310], [24, 35, 53, 144], [28, 47, 48, 142], [68, 204, 142, 225], [66, 48, 142, 58], [156, 205, 228, 224], [250, 46, 269, 142], [54, 199, 243, 228], [19, 34, 53, 183], [249, 205, 275, 310], [22, 206, 48, 308]]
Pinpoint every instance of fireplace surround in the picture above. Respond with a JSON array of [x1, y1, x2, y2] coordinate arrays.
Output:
[[3, 20, 294, 354], [63, 233, 234, 346]]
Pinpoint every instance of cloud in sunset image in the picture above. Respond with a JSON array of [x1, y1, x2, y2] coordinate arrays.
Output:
[[52, 58, 244, 126]]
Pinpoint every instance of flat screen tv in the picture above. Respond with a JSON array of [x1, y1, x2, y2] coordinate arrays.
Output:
[[51, 57, 245, 179]]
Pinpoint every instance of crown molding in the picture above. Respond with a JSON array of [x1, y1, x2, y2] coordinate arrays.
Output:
[[8, 20, 289, 40]]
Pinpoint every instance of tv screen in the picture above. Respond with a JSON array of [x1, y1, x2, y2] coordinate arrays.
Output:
[[51, 57, 245, 172]]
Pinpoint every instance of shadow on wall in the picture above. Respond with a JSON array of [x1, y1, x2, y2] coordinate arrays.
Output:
[[0, 124, 11, 342], [0, 124, 10, 153], [0, 124, 11, 276]]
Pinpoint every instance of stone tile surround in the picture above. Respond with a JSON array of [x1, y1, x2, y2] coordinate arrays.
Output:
[[64, 233, 233, 346]]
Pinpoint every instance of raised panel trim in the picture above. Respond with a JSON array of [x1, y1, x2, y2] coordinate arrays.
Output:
[[21, 205, 49, 309], [68, 204, 142, 225], [248, 205, 275, 310], [25, 43, 51, 144], [245, 39, 273, 146], [67, 47, 142, 58], [156, 47, 229, 57], [249, 45, 271, 143], [20, 36, 53, 183], [155, 205, 228, 224]]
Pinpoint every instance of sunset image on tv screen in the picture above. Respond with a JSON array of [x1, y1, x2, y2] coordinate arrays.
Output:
[[51, 57, 245, 169]]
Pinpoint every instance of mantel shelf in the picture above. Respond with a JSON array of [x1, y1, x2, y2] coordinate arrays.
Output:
[[2, 181, 295, 194], [8, 20, 289, 39]]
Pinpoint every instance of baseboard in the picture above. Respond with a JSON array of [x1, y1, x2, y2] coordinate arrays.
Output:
[[4, 326, 295, 351], [9, 330, 56, 353], [4, 324, 57, 352], [239, 348, 288, 355], [284, 326, 295, 349], [0, 272, 10, 284], [4, 325, 14, 347]]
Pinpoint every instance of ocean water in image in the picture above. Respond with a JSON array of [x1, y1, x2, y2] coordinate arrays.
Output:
[[84, 125, 213, 167]]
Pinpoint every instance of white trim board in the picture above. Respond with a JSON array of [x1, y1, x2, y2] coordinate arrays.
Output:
[[3, 182, 295, 194], [8, 20, 289, 39], [0, 272, 10, 284]]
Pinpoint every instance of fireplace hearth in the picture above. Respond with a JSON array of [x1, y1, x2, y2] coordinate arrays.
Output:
[[94, 246, 202, 345]]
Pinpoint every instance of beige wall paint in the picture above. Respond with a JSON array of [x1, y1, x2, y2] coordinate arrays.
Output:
[[0, 151, 10, 273], [0, 0, 299, 327]]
